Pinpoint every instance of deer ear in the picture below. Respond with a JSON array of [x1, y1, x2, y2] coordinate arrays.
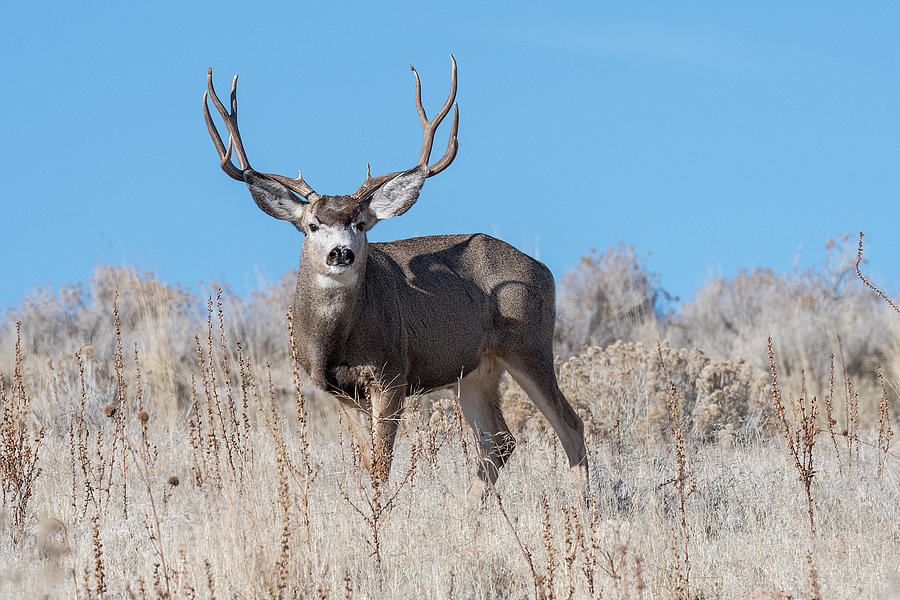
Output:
[[368, 166, 427, 220], [244, 170, 307, 222]]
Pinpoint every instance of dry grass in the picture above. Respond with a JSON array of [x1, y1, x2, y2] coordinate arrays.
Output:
[[555, 235, 900, 426], [503, 341, 769, 445], [1, 279, 898, 599]]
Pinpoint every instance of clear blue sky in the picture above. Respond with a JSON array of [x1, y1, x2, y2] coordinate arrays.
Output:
[[2, 2, 899, 310]]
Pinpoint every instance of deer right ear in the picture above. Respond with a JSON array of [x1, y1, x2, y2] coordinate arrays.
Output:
[[244, 170, 308, 222]]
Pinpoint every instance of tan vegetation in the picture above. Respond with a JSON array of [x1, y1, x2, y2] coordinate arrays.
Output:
[[503, 341, 769, 445], [1, 238, 898, 598]]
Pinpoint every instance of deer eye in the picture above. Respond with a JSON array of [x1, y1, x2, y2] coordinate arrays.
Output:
[[308, 223, 319, 232], [356, 222, 366, 231]]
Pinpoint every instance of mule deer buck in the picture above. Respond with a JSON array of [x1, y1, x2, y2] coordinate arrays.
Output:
[[204, 56, 588, 499]]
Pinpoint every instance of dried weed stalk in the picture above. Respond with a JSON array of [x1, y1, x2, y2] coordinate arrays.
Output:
[[562, 505, 577, 600], [807, 550, 822, 600], [205, 295, 235, 472], [837, 336, 859, 468], [128, 434, 171, 599], [0, 322, 45, 536], [876, 368, 894, 478], [216, 290, 243, 468], [824, 355, 843, 475], [68, 344, 118, 518], [768, 337, 818, 536], [91, 513, 107, 600], [540, 492, 557, 600], [266, 364, 293, 600], [337, 387, 416, 576], [657, 340, 694, 599], [287, 311, 317, 550], [856, 232, 900, 316], [111, 291, 129, 518], [194, 334, 224, 488], [573, 499, 599, 598]]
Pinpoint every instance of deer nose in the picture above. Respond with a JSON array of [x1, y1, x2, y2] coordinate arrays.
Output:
[[327, 246, 355, 266]]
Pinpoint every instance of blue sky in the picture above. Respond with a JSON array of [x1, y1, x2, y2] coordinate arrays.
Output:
[[2, 2, 899, 310]]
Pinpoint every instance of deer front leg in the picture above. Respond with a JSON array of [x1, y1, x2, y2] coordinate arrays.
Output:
[[336, 375, 405, 484], [366, 377, 405, 484]]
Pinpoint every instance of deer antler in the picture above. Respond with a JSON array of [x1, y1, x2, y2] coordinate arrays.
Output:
[[204, 69, 320, 202], [351, 54, 459, 200]]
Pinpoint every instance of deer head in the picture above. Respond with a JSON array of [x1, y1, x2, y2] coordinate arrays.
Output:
[[203, 56, 459, 285]]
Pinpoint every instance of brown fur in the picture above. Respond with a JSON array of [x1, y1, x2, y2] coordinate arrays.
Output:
[[311, 195, 364, 226], [290, 232, 588, 496]]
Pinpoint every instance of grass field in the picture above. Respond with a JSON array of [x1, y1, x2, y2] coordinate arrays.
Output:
[[1, 248, 898, 599]]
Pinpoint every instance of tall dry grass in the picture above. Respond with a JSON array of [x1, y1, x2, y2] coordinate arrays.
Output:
[[0, 241, 898, 599], [0, 266, 300, 430]]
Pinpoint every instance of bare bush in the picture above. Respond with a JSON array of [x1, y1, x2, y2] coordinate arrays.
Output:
[[554, 244, 667, 358], [551, 236, 897, 438], [666, 235, 899, 424], [503, 341, 768, 444], [0, 266, 296, 423]]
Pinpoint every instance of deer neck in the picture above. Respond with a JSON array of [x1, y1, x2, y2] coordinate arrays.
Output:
[[292, 251, 367, 385]]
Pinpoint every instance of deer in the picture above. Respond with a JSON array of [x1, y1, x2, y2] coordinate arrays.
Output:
[[203, 56, 588, 501]]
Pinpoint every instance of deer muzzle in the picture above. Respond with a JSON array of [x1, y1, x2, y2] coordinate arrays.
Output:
[[326, 246, 355, 267]]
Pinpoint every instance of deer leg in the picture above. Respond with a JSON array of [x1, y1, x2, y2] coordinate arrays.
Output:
[[336, 399, 377, 473], [333, 376, 405, 484], [502, 355, 589, 492], [456, 358, 516, 502], [365, 376, 405, 484]]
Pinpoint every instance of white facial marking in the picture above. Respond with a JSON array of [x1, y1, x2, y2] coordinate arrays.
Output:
[[315, 271, 359, 288], [304, 221, 368, 289]]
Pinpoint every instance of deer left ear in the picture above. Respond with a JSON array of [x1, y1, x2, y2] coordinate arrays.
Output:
[[368, 166, 427, 220]]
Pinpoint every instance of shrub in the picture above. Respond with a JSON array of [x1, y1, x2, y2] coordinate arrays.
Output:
[[0, 266, 296, 421], [502, 341, 769, 444], [554, 243, 668, 358], [666, 235, 898, 422]]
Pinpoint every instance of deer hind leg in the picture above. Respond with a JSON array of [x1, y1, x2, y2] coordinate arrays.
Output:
[[456, 357, 516, 502], [502, 353, 589, 492]]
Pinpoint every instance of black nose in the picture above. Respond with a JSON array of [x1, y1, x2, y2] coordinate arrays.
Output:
[[326, 246, 355, 266]]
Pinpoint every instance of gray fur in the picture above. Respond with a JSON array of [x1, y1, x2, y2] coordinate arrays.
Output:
[[290, 224, 589, 496]]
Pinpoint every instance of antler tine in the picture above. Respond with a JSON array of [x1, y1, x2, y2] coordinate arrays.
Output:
[[352, 54, 460, 200], [205, 69, 252, 179], [426, 102, 458, 177], [203, 89, 243, 181], [412, 64, 427, 125], [204, 69, 319, 201], [226, 75, 253, 170], [414, 54, 458, 168], [221, 137, 235, 171], [351, 167, 405, 201], [267, 171, 319, 202]]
